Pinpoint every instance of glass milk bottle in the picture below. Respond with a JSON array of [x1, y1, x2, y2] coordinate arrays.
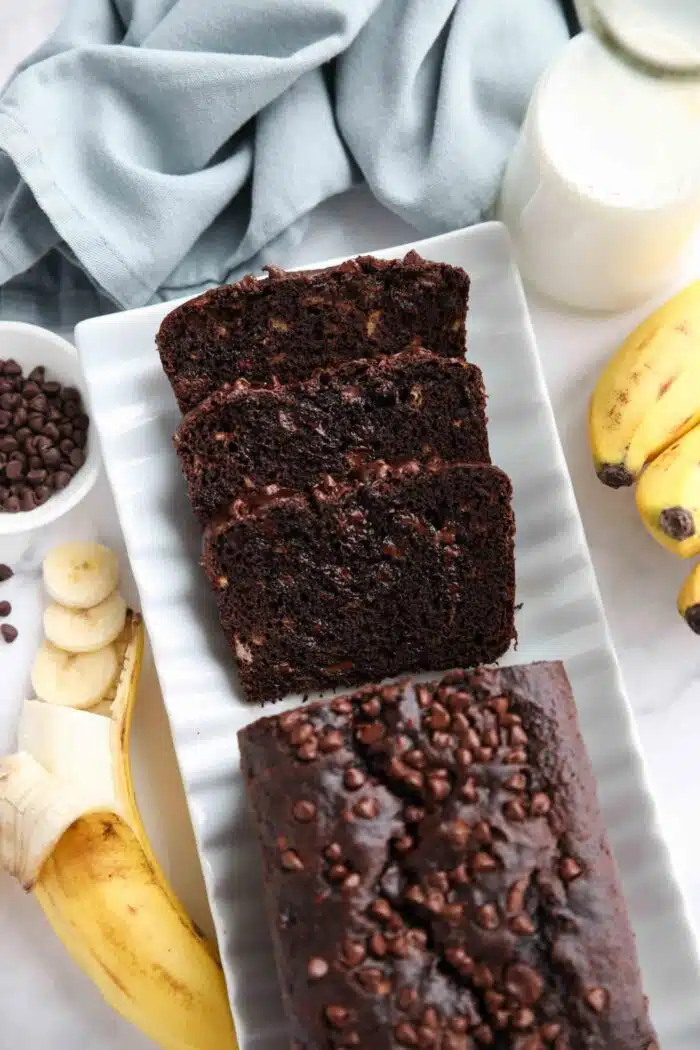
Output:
[[498, 29, 700, 311]]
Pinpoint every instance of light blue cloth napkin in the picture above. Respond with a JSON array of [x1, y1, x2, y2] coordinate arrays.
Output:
[[0, 0, 567, 325]]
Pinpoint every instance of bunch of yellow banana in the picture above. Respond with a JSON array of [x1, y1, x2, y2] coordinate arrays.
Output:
[[589, 280, 700, 633], [0, 542, 237, 1050]]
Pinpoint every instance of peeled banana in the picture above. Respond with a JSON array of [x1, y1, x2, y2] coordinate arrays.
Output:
[[43, 541, 119, 609], [589, 280, 700, 487], [635, 424, 700, 557], [678, 563, 700, 633], [1, 560, 237, 1050]]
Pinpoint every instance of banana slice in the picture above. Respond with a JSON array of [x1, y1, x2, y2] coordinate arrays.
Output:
[[43, 589, 127, 655], [31, 641, 119, 708], [43, 542, 119, 610]]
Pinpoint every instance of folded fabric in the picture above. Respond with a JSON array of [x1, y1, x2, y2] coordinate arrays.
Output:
[[0, 0, 568, 325]]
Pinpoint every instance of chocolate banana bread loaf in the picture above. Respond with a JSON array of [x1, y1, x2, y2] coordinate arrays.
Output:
[[158, 252, 470, 412], [175, 350, 490, 521], [201, 460, 515, 704], [238, 663, 657, 1050]]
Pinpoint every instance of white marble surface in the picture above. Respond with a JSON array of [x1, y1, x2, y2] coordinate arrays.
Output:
[[3, 2, 700, 1047]]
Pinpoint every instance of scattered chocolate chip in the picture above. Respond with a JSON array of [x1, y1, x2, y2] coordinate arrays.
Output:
[[328, 864, 348, 882], [398, 987, 418, 1010], [476, 903, 500, 930], [559, 857, 583, 882], [292, 800, 316, 823], [344, 767, 365, 790], [473, 1024, 494, 1045], [319, 728, 343, 752], [369, 932, 387, 956], [512, 1008, 536, 1030], [1, 624, 18, 643], [325, 1005, 350, 1029], [472, 851, 498, 873], [505, 963, 545, 1005], [296, 741, 318, 761], [0, 601, 10, 617], [540, 1023, 562, 1042], [354, 796, 379, 819], [356, 722, 386, 745], [307, 956, 329, 979], [280, 849, 304, 872], [505, 773, 527, 791], [504, 799, 527, 822], [0, 564, 13, 583], [290, 722, 313, 746], [585, 987, 609, 1013], [370, 898, 392, 922], [340, 940, 366, 967], [342, 873, 361, 893], [395, 1023, 419, 1047], [393, 834, 413, 853], [530, 792, 552, 816], [472, 820, 492, 845], [404, 805, 425, 824], [324, 842, 342, 861]]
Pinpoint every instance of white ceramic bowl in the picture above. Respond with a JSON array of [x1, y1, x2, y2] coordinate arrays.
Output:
[[0, 322, 99, 536]]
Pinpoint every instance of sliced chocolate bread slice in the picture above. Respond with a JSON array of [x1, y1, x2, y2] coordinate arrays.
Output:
[[175, 349, 490, 521], [201, 460, 515, 704], [158, 252, 470, 413]]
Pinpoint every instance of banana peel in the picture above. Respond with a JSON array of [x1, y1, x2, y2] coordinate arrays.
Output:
[[678, 562, 700, 633], [1, 612, 237, 1050], [635, 424, 700, 558], [589, 279, 700, 487]]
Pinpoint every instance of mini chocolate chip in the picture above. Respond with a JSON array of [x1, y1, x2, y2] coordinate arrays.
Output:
[[0, 411, 9, 429], [461, 777, 478, 802], [505, 773, 527, 791], [69, 447, 85, 469], [27, 366, 45, 383], [280, 849, 304, 872], [445, 947, 474, 974], [292, 800, 316, 823], [332, 697, 353, 714], [456, 748, 473, 767], [510, 725, 529, 747], [393, 834, 413, 853], [432, 731, 454, 749], [585, 987, 609, 1013], [442, 1034, 467, 1050], [443, 902, 464, 921], [559, 857, 583, 882], [364, 932, 387, 960], [418, 1028, 439, 1048], [5, 460, 23, 481], [28, 414, 45, 433], [428, 704, 451, 729], [442, 819, 469, 847], [27, 469, 47, 486], [307, 957, 329, 979], [356, 722, 386, 745], [61, 385, 81, 402], [504, 799, 527, 822], [0, 601, 10, 617], [3, 360, 21, 376], [427, 774, 451, 801], [341, 940, 366, 967], [296, 741, 318, 762], [362, 697, 382, 717], [290, 722, 313, 746], [42, 381, 61, 396], [507, 878, 529, 915], [34, 485, 51, 504], [354, 796, 379, 819], [425, 890, 445, 915], [449, 863, 469, 885], [0, 564, 13, 583], [343, 1034, 360, 1047], [324, 842, 342, 861], [540, 1023, 562, 1042], [482, 727, 499, 749], [325, 1006, 350, 1029], [506, 748, 528, 765], [21, 490, 36, 512], [328, 864, 349, 882], [398, 987, 418, 1010], [404, 805, 425, 823], [279, 710, 303, 732], [343, 765, 366, 790], [505, 963, 545, 1005], [0, 435, 17, 453], [28, 394, 47, 413], [319, 728, 343, 752], [472, 851, 498, 873], [472, 820, 492, 844], [59, 438, 74, 455], [73, 428, 87, 449], [531, 792, 552, 816], [473, 1024, 494, 1045], [342, 873, 361, 893], [512, 1008, 536, 1031], [1, 624, 18, 643], [3, 496, 20, 512], [387, 934, 410, 957], [370, 898, 392, 922], [476, 903, 500, 930], [395, 1023, 419, 1047]]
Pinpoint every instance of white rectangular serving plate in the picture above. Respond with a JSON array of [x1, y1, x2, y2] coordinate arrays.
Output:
[[76, 222, 700, 1050]]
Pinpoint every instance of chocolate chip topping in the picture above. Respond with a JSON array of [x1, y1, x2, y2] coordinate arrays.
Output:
[[239, 666, 657, 1050]]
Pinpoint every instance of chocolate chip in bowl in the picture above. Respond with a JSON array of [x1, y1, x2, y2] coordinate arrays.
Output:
[[0, 322, 99, 540]]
